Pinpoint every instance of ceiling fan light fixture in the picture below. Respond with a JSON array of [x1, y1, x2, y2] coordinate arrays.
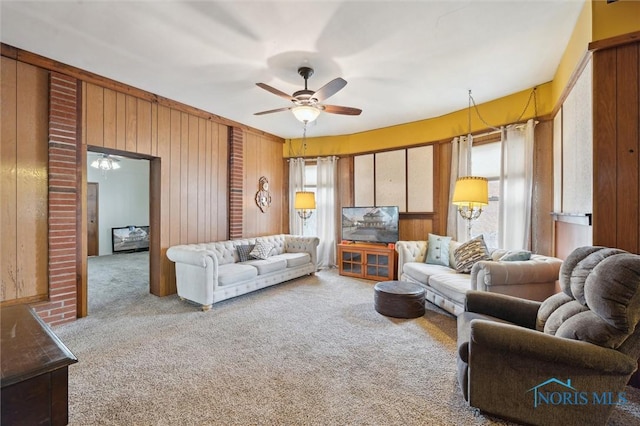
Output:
[[91, 155, 120, 171], [292, 105, 321, 123]]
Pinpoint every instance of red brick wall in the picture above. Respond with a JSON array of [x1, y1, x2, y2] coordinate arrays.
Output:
[[229, 127, 244, 239], [32, 72, 80, 326]]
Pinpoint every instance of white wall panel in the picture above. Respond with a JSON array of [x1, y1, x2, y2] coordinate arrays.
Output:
[[407, 145, 433, 212], [375, 150, 406, 211], [562, 58, 592, 214], [354, 154, 374, 206]]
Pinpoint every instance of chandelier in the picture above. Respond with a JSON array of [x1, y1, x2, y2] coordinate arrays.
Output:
[[90, 155, 120, 171]]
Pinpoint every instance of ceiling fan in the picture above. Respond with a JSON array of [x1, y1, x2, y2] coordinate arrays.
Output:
[[254, 67, 362, 123]]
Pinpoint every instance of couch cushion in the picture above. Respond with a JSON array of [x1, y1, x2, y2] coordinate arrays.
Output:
[[218, 263, 258, 286], [272, 252, 311, 268], [243, 258, 287, 275], [426, 233, 451, 266], [428, 273, 472, 305], [402, 262, 456, 284]]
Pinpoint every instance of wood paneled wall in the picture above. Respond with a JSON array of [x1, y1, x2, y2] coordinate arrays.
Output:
[[593, 40, 640, 253], [83, 82, 231, 296], [243, 130, 285, 238], [82, 81, 286, 299], [0, 58, 49, 304]]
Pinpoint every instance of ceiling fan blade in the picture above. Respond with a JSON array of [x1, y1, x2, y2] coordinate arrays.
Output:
[[322, 104, 362, 116], [254, 106, 292, 116], [311, 78, 347, 102], [256, 83, 295, 101]]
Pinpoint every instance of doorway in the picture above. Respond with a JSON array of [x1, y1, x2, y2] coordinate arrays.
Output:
[[86, 150, 151, 314]]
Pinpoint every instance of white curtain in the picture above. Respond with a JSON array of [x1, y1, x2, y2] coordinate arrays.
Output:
[[498, 119, 535, 250], [316, 156, 337, 268], [289, 158, 305, 235], [447, 134, 472, 241]]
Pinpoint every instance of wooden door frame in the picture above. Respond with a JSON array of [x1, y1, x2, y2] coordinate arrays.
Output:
[[79, 147, 160, 317], [86, 182, 99, 257]]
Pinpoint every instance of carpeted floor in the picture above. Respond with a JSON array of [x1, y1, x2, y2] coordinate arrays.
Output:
[[54, 252, 640, 425]]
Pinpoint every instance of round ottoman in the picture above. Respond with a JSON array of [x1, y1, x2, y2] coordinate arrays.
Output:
[[374, 280, 426, 318]]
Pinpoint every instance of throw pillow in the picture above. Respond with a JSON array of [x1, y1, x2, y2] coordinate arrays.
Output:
[[237, 244, 255, 262], [500, 250, 532, 262], [425, 233, 452, 267], [454, 235, 491, 273], [250, 241, 274, 260]]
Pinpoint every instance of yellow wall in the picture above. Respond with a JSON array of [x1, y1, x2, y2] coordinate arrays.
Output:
[[592, 0, 640, 42], [286, 84, 553, 158], [551, 0, 592, 108], [284, 0, 640, 159]]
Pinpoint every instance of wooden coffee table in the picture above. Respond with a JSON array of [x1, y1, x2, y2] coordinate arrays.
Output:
[[374, 280, 426, 318]]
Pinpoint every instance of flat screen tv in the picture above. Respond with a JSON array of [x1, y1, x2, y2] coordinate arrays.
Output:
[[341, 206, 399, 244], [112, 225, 150, 253]]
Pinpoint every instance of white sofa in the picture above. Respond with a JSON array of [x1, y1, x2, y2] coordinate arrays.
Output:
[[166, 234, 319, 310], [395, 240, 562, 316]]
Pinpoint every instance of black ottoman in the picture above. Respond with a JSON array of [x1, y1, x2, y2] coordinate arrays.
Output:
[[374, 280, 426, 318]]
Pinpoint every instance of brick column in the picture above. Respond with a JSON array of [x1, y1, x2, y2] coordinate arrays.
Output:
[[228, 127, 244, 239], [32, 72, 80, 326]]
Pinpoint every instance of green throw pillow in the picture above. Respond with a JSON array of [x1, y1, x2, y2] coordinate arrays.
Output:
[[500, 250, 532, 262], [425, 233, 451, 267], [454, 235, 491, 273]]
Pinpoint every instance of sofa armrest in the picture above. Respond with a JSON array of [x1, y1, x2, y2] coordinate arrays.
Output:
[[470, 320, 637, 374], [166, 246, 219, 269], [285, 235, 320, 267], [465, 290, 540, 329], [395, 241, 427, 273], [470, 256, 562, 290]]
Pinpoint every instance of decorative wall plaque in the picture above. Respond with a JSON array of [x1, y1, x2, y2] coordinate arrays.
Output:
[[255, 176, 272, 213]]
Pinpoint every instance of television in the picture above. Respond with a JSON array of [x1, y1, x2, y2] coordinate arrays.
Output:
[[112, 225, 150, 253], [341, 206, 399, 244]]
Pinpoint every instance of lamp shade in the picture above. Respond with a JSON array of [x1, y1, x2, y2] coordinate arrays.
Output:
[[292, 105, 321, 123], [294, 191, 316, 209], [452, 176, 488, 207]]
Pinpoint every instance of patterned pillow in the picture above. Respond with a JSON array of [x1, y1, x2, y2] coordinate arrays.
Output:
[[249, 241, 274, 260], [454, 235, 491, 273], [425, 233, 451, 266], [237, 244, 255, 262]]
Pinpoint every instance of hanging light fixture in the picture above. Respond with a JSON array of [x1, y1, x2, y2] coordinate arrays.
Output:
[[291, 105, 321, 123], [90, 154, 120, 171]]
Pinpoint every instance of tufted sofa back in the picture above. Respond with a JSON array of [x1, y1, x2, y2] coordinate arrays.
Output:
[[536, 246, 640, 352], [182, 235, 288, 266]]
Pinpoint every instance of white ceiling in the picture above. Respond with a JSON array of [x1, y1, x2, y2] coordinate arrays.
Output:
[[1, 1, 584, 139]]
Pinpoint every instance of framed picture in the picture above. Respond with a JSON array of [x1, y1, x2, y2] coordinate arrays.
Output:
[[112, 226, 150, 253]]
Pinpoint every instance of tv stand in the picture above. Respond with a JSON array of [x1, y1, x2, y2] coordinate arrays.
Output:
[[338, 243, 397, 281]]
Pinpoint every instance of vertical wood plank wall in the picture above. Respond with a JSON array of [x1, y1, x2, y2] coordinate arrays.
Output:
[[243, 130, 284, 238], [83, 82, 234, 296], [593, 41, 640, 253], [0, 58, 49, 303]]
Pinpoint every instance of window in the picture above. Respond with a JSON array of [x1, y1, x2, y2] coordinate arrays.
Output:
[[471, 141, 500, 248]]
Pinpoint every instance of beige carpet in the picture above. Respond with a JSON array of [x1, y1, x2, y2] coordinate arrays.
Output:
[[54, 252, 640, 425]]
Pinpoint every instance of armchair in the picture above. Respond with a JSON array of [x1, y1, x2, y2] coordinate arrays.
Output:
[[457, 246, 640, 426]]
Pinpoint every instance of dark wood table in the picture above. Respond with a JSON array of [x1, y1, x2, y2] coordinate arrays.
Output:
[[1, 304, 77, 426], [374, 280, 426, 318]]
